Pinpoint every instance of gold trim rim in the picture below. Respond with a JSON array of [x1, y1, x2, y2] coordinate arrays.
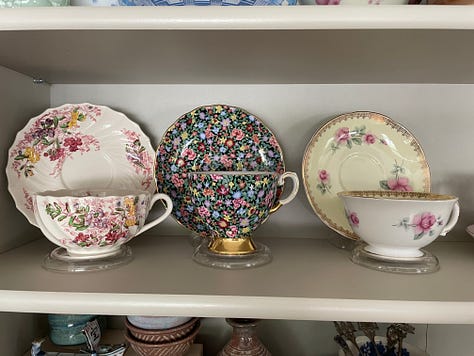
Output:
[[301, 111, 431, 241]]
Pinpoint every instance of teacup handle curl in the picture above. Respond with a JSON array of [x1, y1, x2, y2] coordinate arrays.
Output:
[[270, 171, 300, 213], [440, 201, 460, 236], [136, 193, 173, 236]]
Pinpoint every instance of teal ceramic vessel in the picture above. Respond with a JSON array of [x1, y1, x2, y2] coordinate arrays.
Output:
[[48, 314, 98, 346]]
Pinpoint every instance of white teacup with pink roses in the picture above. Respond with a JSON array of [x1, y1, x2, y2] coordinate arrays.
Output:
[[338, 190, 459, 258], [34, 189, 172, 259]]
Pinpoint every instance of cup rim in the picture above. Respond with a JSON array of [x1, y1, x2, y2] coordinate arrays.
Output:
[[191, 171, 278, 175], [33, 189, 151, 198], [338, 190, 458, 202]]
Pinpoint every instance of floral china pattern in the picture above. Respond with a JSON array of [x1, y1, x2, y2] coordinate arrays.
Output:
[[190, 173, 278, 239], [156, 104, 285, 235], [316, 169, 331, 194], [42, 196, 146, 248], [394, 212, 444, 240], [379, 161, 413, 192], [330, 125, 386, 154], [345, 210, 359, 227], [122, 129, 154, 190], [11, 104, 101, 178]]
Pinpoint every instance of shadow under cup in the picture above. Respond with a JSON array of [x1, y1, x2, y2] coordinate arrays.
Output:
[[188, 171, 298, 255]]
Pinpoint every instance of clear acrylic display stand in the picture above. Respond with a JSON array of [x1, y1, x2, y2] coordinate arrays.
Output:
[[43, 245, 133, 273]]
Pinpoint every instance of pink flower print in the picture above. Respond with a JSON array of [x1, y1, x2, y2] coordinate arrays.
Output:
[[63, 137, 83, 152], [412, 212, 437, 235], [220, 155, 233, 168], [363, 133, 376, 145], [171, 173, 184, 188], [105, 230, 127, 243], [46, 147, 65, 161], [231, 128, 245, 140], [182, 148, 196, 161], [217, 185, 229, 195], [318, 169, 330, 184], [335, 127, 350, 144], [349, 212, 359, 227], [387, 177, 413, 192], [211, 174, 224, 181], [252, 134, 260, 144], [226, 225, 238, 238], [233, 198, 246, 209], [198, 206, 210, 217]]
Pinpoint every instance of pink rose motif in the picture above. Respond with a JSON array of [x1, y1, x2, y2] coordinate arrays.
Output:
[[412, 212, 437, 235], [363, 133, 376, 145], [226, 225, 238, 238], [182, 148, 196, 161], [198, 206, 210, 217], [335, 127, 350, 144], [387, 177, 413, 192], [171, 173, 184, 188], [217, 185, 229, 195], [349, 212, 359, 227], [318, 169, 330, 183], [231, 128, 245, 141]]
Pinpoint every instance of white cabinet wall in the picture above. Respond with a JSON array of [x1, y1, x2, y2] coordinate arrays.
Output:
[[0, 6, 473, 355]]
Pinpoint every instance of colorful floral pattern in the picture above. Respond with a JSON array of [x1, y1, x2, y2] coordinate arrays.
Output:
[[42, 195, 148, 248], [394, 212, 444, 240], [122, 129, 154, 190], [316, 169, 331, 194], [330, 125, 386, 153], [11, 104, 101, 178], [189, 173, 278, 239], [155, 105, 285, 235]]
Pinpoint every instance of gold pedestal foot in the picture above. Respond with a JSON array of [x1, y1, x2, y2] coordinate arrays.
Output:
[[208, 237, 257, 255]]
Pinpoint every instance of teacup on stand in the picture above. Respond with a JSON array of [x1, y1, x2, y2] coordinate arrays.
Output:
[[188, 171, 299, 258], [34, 189, 173, 261], [338, 190, 459, 273]]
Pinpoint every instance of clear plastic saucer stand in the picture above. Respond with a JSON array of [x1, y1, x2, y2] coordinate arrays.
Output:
[[351, 243, 440, 274], [192, 238, 272, 270], [43, 245, 133, 273]]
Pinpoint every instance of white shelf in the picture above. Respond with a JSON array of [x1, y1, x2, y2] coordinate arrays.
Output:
[[1, 236, 474, 324], [0, 7, 472, 84], [0, 6, 473, 30]]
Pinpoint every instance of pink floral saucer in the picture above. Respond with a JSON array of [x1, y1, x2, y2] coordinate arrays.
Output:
[[302, 111, 431, 240], [7, 103, 156, 226]]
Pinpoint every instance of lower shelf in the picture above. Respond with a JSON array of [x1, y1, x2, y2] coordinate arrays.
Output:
[[24, 329, 203, 356], [2, 235, 474, 323]]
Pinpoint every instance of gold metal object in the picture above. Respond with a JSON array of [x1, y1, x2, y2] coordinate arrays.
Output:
[[208, 237, 257, 255]]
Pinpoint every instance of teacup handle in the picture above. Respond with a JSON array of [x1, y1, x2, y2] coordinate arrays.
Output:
[[440, 201, 460, 236], [270, 171, 300, 213], [136, 193, 173, 236]]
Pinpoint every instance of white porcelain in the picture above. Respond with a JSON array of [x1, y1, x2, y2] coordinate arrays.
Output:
[[7, 103, 156, 227], [126, 316, 193, 330], [300, 0, 407, 4], [338, 336, 429, 356], [338, 191, 459, 258], [34, 189, 172, 258]]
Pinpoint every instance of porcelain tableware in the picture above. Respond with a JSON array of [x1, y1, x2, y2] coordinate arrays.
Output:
[[0, 0, 68, 7], [156, 104, 286, 237], [119, 0, 295, 5], [338, 190, 459, 258], [34, 189, 172, 259], [127, 316, 193, 330], [7, 103, 156, 227], [189, 171, 299, 254], [302, 111, 430, 240]]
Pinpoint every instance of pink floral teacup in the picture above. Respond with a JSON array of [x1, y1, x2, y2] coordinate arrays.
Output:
[[34, 189, 172, 258], [338, 191, 459, 258]]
